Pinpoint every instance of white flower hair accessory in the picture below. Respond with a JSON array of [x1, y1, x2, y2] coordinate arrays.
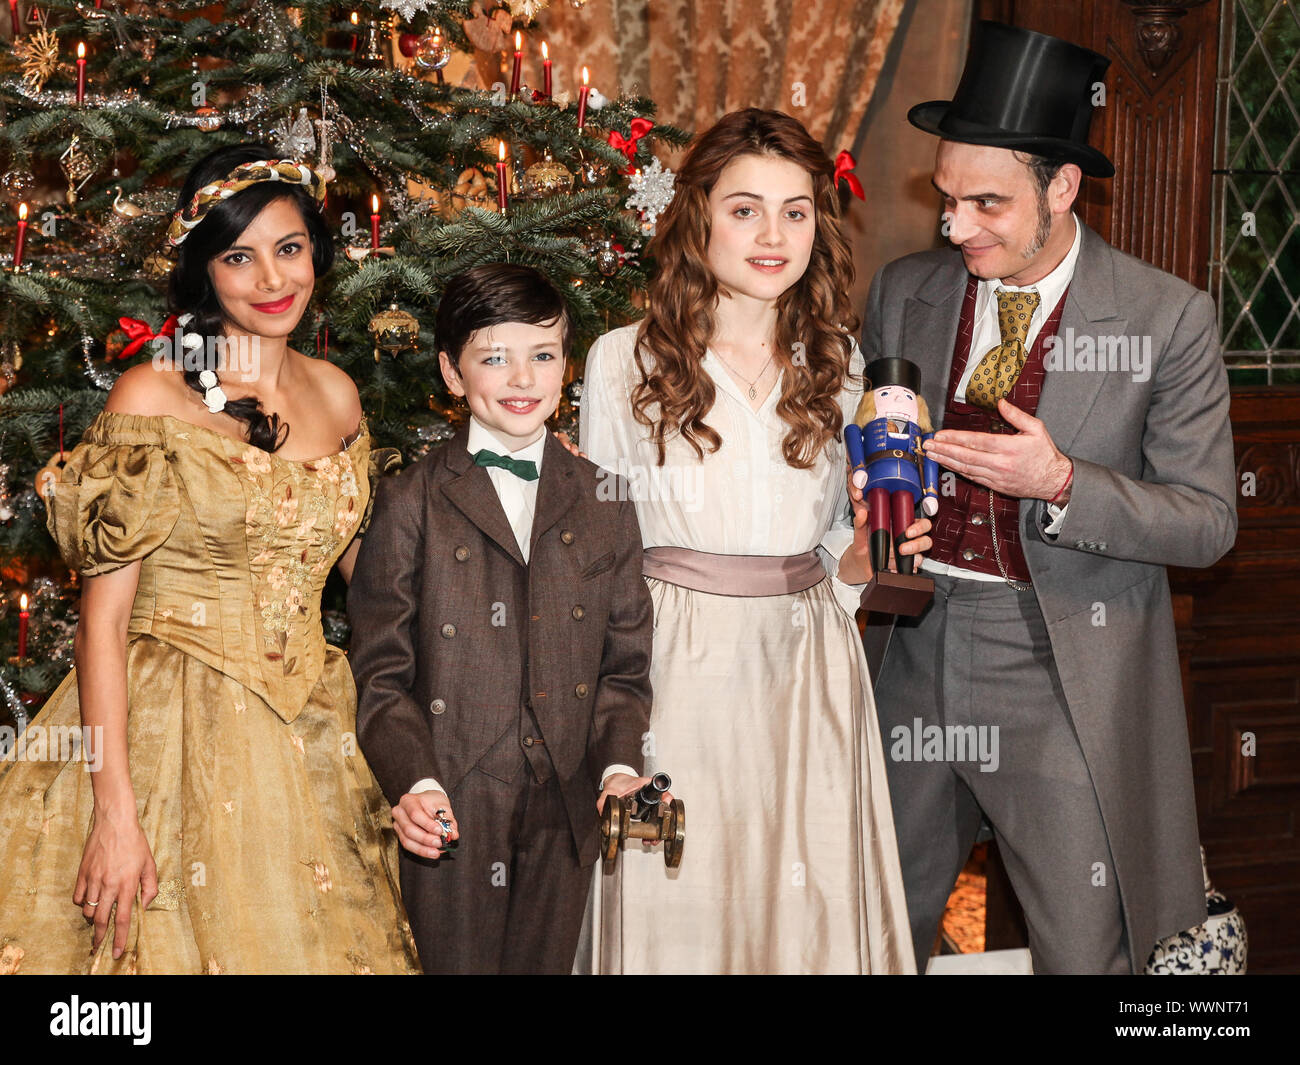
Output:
[[175, 313, 203, 353], [197, 369, 228, 414]]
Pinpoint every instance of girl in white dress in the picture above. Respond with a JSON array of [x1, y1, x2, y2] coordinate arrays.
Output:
[[579, 108, 929, 973]]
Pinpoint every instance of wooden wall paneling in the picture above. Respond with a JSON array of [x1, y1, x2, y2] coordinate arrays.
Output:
[[1171, 387, 1300, 974]]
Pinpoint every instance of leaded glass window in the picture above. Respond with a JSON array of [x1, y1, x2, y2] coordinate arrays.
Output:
[[1213, 0, 1300, 384]]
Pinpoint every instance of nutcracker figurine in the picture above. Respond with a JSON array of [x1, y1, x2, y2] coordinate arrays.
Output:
[[844, 356, 940, 614]]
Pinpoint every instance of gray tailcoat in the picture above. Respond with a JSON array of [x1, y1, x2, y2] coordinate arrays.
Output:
[[862, 223, 1238, 968]]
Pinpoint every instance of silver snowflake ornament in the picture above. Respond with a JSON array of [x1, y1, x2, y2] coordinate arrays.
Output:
[[379, 0, 439, 22], [626, 157, 676, 234], [272, 108, 316, 157]]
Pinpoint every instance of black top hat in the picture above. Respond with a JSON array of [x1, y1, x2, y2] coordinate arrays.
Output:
[[908, 21, 1114, 178], [865, 357, 921, 394]]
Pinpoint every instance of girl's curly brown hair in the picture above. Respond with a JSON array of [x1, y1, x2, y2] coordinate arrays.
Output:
[[632, 108, 861, 468]]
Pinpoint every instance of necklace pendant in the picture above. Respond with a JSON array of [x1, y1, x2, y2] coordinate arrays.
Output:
[[748, 386, 756, 399]]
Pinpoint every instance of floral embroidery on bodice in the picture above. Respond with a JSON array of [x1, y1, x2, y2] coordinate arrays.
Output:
[[45, 412, 371, 724]]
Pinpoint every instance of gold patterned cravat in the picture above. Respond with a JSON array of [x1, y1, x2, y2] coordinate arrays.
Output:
[[966, 288, 1041, 412]]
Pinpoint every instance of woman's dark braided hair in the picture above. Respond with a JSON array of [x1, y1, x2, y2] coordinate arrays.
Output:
[[166, 143, 335, 452]]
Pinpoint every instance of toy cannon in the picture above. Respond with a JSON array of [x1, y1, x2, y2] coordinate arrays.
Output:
[[599, 772, 685, 871]]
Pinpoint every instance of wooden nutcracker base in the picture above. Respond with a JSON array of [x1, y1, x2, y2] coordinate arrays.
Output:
[[860, 571, 934, 616]]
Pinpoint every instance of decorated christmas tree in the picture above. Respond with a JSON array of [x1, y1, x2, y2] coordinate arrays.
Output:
[[0, 0, 688, 724]]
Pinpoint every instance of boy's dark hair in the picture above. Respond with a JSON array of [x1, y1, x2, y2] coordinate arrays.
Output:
[[435, 264, 572, 368]]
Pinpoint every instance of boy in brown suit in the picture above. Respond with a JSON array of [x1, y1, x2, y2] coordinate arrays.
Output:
[[348, 265, 655, 974]]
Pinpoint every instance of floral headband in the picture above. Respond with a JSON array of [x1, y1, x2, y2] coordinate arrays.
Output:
[[166, 158, 326, 248]]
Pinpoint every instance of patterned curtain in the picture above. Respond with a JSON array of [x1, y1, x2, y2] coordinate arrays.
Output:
[[534, 0, 908, 152]]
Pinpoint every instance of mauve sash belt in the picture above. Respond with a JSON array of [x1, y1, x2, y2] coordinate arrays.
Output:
[[641, 546, 826, 597]]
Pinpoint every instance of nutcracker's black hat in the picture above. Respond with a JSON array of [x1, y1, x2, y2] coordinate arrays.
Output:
[[865, 357, 922, 394], [907, 21, 1114, 178]]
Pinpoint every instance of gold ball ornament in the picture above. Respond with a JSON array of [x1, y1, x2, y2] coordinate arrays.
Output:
[[368, 304, 419, 362], [35, 452, 70, 502], [522, 155, 574, 199], [194, 106, 223, 133]]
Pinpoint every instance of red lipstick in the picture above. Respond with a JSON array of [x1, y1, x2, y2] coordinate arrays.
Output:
[[250, 294, 294, 314]]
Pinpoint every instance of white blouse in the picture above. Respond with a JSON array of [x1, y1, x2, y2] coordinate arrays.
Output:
[[579, 323, 867, 618]]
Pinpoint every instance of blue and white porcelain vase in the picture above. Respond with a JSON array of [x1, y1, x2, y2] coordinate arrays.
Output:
[[1145, 847, 1247, 974]]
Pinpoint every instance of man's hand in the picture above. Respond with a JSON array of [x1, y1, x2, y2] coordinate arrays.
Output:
[[837, 467, 934, 585], [924, 398, 1073, 502], [393, 791, 459, 860]]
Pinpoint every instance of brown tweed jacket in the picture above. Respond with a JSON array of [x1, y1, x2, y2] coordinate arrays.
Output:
[[347, 425, 653, 864]]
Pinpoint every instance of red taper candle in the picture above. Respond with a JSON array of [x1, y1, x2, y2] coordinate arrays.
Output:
[[17, 593, 28, 659], [75, 42, 87, 105], [509, 31, 523, 96], [496, 141, 509, 213], [9, 0, 19, 38], [349, 11, 359, 53], [370, 194, 380, 249], [542, 41, 552, 98], [13, 203, 27, 270], [577, 66, 590, 130]]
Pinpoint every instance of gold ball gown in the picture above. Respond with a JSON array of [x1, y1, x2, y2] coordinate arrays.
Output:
[[0, 411, 420, 974]]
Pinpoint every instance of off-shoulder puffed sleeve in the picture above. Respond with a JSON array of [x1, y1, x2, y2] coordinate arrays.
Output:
[[45, 413, 181, 576]]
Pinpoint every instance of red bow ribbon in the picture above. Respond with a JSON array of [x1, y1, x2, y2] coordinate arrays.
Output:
[[607, 118, 654, 172], [834, 150, 865, 201], [117, 315, 178, 359]]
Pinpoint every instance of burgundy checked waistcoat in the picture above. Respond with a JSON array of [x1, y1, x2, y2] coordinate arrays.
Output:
[[927, 276, 1069, 584]]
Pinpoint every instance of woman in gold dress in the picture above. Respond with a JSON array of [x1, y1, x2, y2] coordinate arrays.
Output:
[[0, 145, 419, 974]]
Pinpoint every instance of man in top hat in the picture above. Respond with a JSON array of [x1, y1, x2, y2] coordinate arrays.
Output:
[[862, 21, 1237, 973]]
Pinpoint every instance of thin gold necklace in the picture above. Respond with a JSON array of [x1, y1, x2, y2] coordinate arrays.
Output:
[[713, 349, 775, 400]]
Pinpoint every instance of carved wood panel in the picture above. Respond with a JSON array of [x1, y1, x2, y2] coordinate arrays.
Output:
[[976, 0, 1219, 289]]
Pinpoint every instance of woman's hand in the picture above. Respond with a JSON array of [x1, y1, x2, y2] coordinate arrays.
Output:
[[837, 468, 934, 585], [552, 431, 586, 460], [74, 808, 157, 960]]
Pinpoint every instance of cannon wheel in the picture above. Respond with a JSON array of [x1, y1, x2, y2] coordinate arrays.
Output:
[[663, 799, 685, 868], [600, 796, 628, 872]]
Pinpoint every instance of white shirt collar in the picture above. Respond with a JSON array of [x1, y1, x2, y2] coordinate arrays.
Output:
[[981, 211, 1083, 312], [467, 416, 547, 473]]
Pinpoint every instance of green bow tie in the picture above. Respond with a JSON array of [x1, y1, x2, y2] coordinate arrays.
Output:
[[473, 449, 539, 481]]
